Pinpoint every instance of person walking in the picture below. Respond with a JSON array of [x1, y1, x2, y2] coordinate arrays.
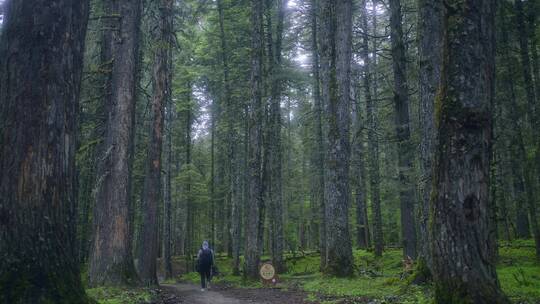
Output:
[[197, 240, 214, 291]]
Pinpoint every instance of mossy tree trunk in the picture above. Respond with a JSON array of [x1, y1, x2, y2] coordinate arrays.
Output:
[[163, 96, 174, 280], [216, 0, 242, 276], [319, 0, 354, 277], [138, 0, 173, 286], [264, 0, 286, 274], [431, 1, 510, 302], [418, 0, 442, 271], [498, 4, 534, 243], [310, 0, 327, 270], [88, 0, 142, 287], [183, 87, 194, 270], [352, 80, 370, 250], [360, 0, 383, 258], [0, 0, 91, 302], [514, 0, 540, 260], [245, 0, 265, 280], [389, 0, 417, 260]]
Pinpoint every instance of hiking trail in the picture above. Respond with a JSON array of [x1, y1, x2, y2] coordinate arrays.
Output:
[[160, 282, 309, 304]]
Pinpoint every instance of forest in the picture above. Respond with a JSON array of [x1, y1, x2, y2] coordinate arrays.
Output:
[[1, 0, 540, 303]]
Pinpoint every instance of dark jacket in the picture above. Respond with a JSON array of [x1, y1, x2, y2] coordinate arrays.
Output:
[[197, 247, 214, 272]]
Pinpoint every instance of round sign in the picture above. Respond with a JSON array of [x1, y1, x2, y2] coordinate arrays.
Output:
[[259, 263, 276, 281]]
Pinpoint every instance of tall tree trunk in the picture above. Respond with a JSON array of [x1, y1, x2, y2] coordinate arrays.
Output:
[[216, 0, 241, 273], [516, 0, 538, 126], [174, 151, 185, 256], [417, 0, 442, 270], [360, 0, 383, 257], [138, 0, 173, 285], [0, 1, 91, 302], [163, 97, 174, 279], [162, 2, 175, 282], [319, 0, 354, 277], [210, 91, 216, 251], [245, 0, 265, 280], [231, 150, 243, 275], [352, 85, 370, 249], [79, 167, 95, 263], [431, 1, 509, 302], [222, 41, 233, 258], [216, 154, 226, 253], [264, 0, 286, 273], [78, 44, 108, 263], [513, 176, 532, 238], [515, 0, 540, 259], [495, 152, 511, 243], [489, 149, 500, 261], [497, 8, 532, 241], [243, 103, 250, 256], [184, 89, 194, 270], [528, 2, 540, 103], [389, 0, 417, 259], [89, 0, 141, 286], [528, 0, 540, 194], [310, 0, 327, 270]]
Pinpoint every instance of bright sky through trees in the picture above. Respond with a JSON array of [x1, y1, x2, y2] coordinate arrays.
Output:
[[0, 0, 5, 26]]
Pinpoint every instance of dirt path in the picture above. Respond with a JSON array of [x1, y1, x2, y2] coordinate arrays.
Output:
[[161, 283, 253, 304], [159, 283, 310, 304]]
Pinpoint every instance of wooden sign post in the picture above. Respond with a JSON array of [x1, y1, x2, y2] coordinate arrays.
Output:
[[259, 262, 277, 285]]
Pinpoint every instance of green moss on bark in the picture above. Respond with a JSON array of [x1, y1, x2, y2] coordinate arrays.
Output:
[[408, 257, 432, 285], [435, 283, 474, 304]]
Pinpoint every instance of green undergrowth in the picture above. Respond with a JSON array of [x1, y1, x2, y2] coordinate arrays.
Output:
[[86, 287, 152, 304], [175, 241, 540, 303], [285, 249, 432, 303], [498, 239, 540, 302]]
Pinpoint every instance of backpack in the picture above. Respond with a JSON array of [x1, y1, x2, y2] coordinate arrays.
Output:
[[198, 248, 213, 270]]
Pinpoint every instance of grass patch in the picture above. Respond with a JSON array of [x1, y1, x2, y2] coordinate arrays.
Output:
[[174, 241, 539, 303], [498, 239, 540, 302], [161, 277, 178, 284], [86, 287, 152, 304], [285, 249, 432, 303]]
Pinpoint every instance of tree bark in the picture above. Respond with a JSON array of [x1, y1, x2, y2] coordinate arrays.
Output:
[[245, 0, 265, 280], [389, 0, 417, 260], [216, 0, 242, 274], [515, 0, 538, 127], [498, 29, 530, 236], [360, 0, 383, 257], [231, 150, 243, 275], [138, 0, 173, 285], [88, 0, 141, 287], [319, 0, 354, 277], [0, 0, 91, 302], [504, 79, 531, 240], [528, 2, 540, 103], [494, 151, 511, 243], [310, 0, 327, 270], [431, 1, 509, 302], [352, 81, 370, 249], [163, 96, 174, 279], [515, 0, 540, 259], [264, 0, 286, 273], [210, 87, 216, 253], [184, 88, 194, 270], [417, 0, 442, 270], [528, 0, 540, 195]]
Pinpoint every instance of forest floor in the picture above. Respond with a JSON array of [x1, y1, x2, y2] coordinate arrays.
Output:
[[87, 239, 540, 304], [157, 282, 310, 304]]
